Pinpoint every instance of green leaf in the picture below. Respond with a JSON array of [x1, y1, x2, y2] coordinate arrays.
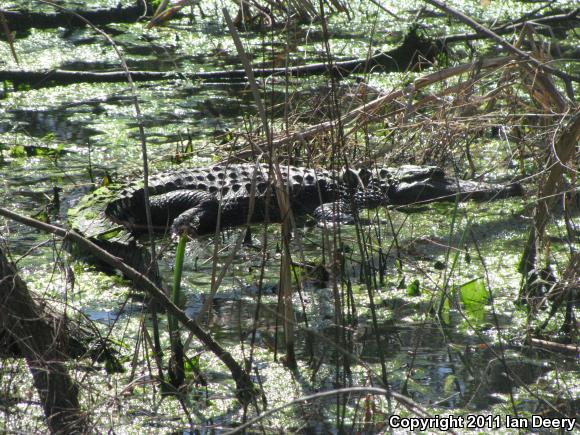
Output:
[[406, 279, 420, 296], [101, 173, 111, 187], [9, 145, 27, 158], [184, 355, 201, 377], [443, 374, 457, 395], [459, 278, 488, 321], [290, 263, 305, 282], [99, 228, 121, 240], [439, 293, 451, 325], [32, 209, 49, 223], [395, 258, 403, 273]]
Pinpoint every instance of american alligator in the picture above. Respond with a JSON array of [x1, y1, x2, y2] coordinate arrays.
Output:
[[68, 163, 522, 280], [104, 163, 522, 236]]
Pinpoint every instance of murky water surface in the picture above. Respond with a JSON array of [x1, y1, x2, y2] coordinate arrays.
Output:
[[0, 0, 577, 432]]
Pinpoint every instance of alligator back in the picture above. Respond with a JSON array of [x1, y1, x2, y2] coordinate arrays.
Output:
[[104, 163, 522, 233], [105, 164, 343, 231]]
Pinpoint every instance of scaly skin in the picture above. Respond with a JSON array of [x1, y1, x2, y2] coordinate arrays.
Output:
[[103, 164, 523, 236]]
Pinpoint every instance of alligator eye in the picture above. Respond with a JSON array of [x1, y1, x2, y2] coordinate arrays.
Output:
[[206, 174, 216, 181], [292, 174, 303, 183]]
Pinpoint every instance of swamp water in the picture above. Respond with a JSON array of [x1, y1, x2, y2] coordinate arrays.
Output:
[[0, 0, 578, 432]]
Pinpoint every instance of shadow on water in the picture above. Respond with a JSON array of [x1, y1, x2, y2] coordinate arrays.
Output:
[[6, 109, 102, 144], [1, 8, 578, 431], [80, 275, 567, 414]]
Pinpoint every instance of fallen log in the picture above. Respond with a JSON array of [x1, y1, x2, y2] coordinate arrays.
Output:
[[0, 245, 85, 433], [528, 338, 579, 355], [0, 207, 256, 404], [2, 2, 150, 32], [0, 31, 443, 88]]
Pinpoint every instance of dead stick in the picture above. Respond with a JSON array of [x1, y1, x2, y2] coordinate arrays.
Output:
[[0, 207, 255, 402], [228, 56, 515, 160], [442, 9, 580, 44], [529, 338, 579, 354], [422, 0, 578, 98]]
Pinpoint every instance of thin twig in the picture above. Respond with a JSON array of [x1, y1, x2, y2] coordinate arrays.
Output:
[[422, 0, 578, 98], [0, 207, 255, 400]]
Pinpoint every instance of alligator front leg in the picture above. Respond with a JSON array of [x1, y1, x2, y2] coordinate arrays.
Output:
[[147, 190, 212, 231], [311, 186, 388, 224], [312, 201, 356, 224], [171, 195, 284, 237]]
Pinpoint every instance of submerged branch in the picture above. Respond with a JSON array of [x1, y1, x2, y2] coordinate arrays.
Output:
[[225, 386, 454, 435], [0, 207, 256, 404], [2, 2, 149, 32], [0, 31, 441, 88], [0, 245, 85, 433]]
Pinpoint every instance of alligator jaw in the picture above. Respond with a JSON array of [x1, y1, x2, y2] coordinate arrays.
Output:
[[389, 178, 524, 205]]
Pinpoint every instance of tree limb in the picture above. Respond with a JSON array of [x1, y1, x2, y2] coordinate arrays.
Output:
[[0, 31, 441, 88], [422, 0, 579, 98], [0, 207, 256, 403], [0, 245, 85, 433], [1, 2, 149, 32]]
